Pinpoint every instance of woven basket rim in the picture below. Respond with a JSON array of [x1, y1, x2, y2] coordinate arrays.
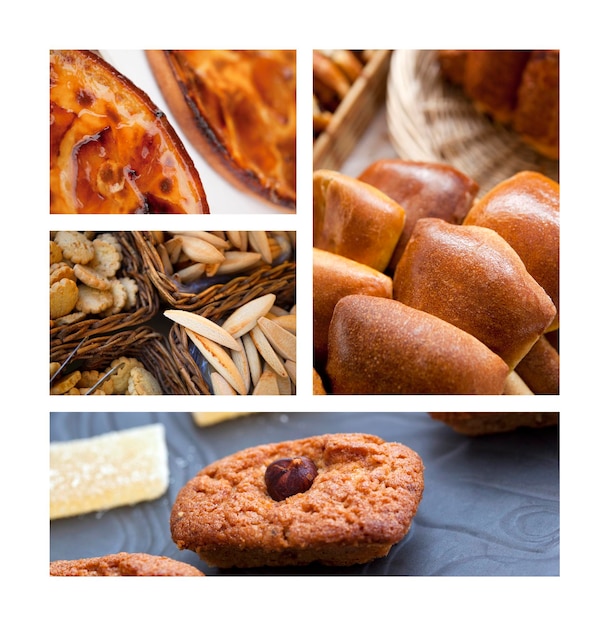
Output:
[[50, 231, 159, 346], [386, 50, 559, 196]]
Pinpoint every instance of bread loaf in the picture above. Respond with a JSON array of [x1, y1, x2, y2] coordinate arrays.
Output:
[[430, 412, 558, 436], [358, 160, 479, 272], [313, 169, 406, 272], [393, 218, 556, 369], [313, 247, 392, 368], [463, 170, 559, 331], [326, 294, 509, 394]]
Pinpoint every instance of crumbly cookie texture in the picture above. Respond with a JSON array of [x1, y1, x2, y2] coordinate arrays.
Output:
[[50, 552, 204, 576], [50, 423, 169, 520], [170, 433, 424, 568]]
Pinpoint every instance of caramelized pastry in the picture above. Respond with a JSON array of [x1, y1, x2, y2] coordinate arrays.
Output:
[[50, 50, 209, 214], [147, 50, 296, 211]]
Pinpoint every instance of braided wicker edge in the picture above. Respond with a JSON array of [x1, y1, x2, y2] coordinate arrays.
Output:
[[133, 231, 296, 318], [168, 324, 211, 395], [386, 50, 559, 196], [50, 326, 188, 395], [50, 232, 159, 348]]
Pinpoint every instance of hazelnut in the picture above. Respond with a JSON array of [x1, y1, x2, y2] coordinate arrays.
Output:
[[264, 456, 318, 501]]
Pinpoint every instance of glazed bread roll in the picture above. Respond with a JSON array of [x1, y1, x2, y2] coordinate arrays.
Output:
[[393, 218, 556, 369], [326, 295, 509, 395], [463, 170, 559, 331], [313, 247, 393, 367], [358, 159, 479, 272], [515, 335, 560, 395], [313, 169, 406, 272]]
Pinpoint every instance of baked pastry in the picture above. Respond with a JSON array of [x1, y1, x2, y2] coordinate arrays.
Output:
[[514, 335, 559, 395], [429, 412, 558, 436], [146, 50, 296, 211], [358, 159, 479, 272], [326, 294, 509, 395], [50, 552, 204, 576], [313, 247, 393, 368], [50, 50, 209, 214], [170, 433, 424, 568], [313, 169, 406, 272], [393, 218, 556, 369], [312, 367, 327, 394], [437, 50, 559, 159], [463, 170, 559, 331]]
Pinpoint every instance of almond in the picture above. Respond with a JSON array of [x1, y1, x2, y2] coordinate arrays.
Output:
[[221, 293, 276, 338], [165, 309, 241, 351], [185, 329, 247, 395], [249, 324, 288, 378], [177, 235, 225, 264]]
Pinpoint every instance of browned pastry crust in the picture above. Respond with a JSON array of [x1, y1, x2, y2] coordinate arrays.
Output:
[[393, 218, 556, 369], [313, 247, 393, 368], [464, 170, 559, 331], [50, 50, 209, 214], [146, 50, 296, 211], [326, 294, 509, 395], [170, 433, 424, 568], [313, 169, 406, 272], [50, 552, 204, 576], [358, 159, 479, 272], [429, 412, 558, 436]]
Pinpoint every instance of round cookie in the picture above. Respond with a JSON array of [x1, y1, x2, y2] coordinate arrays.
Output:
[[50, 552, 204, 576], [170, 433, 424, 568]]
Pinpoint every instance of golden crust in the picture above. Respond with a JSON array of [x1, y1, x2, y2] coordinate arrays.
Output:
[[50, 50, 209, 214], [147, 50, 296, 211]]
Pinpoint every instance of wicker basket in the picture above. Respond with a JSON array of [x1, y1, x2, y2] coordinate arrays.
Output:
[[132, 231, 296, 320], [386, 50, 559, 196], [50, 326, 188, 395], [313, 50, 392, 171], [50, 231, 159, 351]]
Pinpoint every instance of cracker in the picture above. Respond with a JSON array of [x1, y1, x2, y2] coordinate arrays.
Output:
[[50, 262, 75, 285], [50, 240, 63, 265], [50, 423, 169, 520], [100, 279, 128, 316], [53, 311, 87, 326], [54, 231, 95, 264], [50, 370, 82, 395], [90, 238, 122, 277], [74, 263, 111, 290], [76, 284, 114, 314], [109, 357, 143, 394], [118, 277, 139, 309], [127, 367, 163, 395], [50, 278, 79, 319]]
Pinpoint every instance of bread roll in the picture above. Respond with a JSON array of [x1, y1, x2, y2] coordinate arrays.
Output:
[[358, 160, 479, 272], [463, 171, 559, 330], [429, 412, 558, 436], [514, 334, 559, 395], [313, 247, 393, 367], [513, 50, 559, 159], [393, 218, 556, 369], [313, 169, 406, 272], [326, 295, 509, 395]]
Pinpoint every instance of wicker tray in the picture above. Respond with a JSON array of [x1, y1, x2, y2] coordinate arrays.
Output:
[[386, 50, 559, 196], [132, 231, 296, 320], [50, 231, 159, 351], [313, 50, 392, 171], [50, 326, 188, 395]]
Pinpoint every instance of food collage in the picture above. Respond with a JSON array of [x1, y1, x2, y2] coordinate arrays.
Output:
[[49, 49, 560, 581]]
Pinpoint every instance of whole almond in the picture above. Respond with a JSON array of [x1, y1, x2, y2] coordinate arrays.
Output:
[[257, 316, 296, 361], [249, 324, 288, 378], [247, 231, 273, 264], [242, 332, 262, 386], [222, 294, 276, 338], [165, 309, 241, 351], [185, 329, 247, 395], [178, 235, 225, 264]]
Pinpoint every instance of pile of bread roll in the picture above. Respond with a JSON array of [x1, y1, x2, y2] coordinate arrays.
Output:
[[313, 160, 559, 396]]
